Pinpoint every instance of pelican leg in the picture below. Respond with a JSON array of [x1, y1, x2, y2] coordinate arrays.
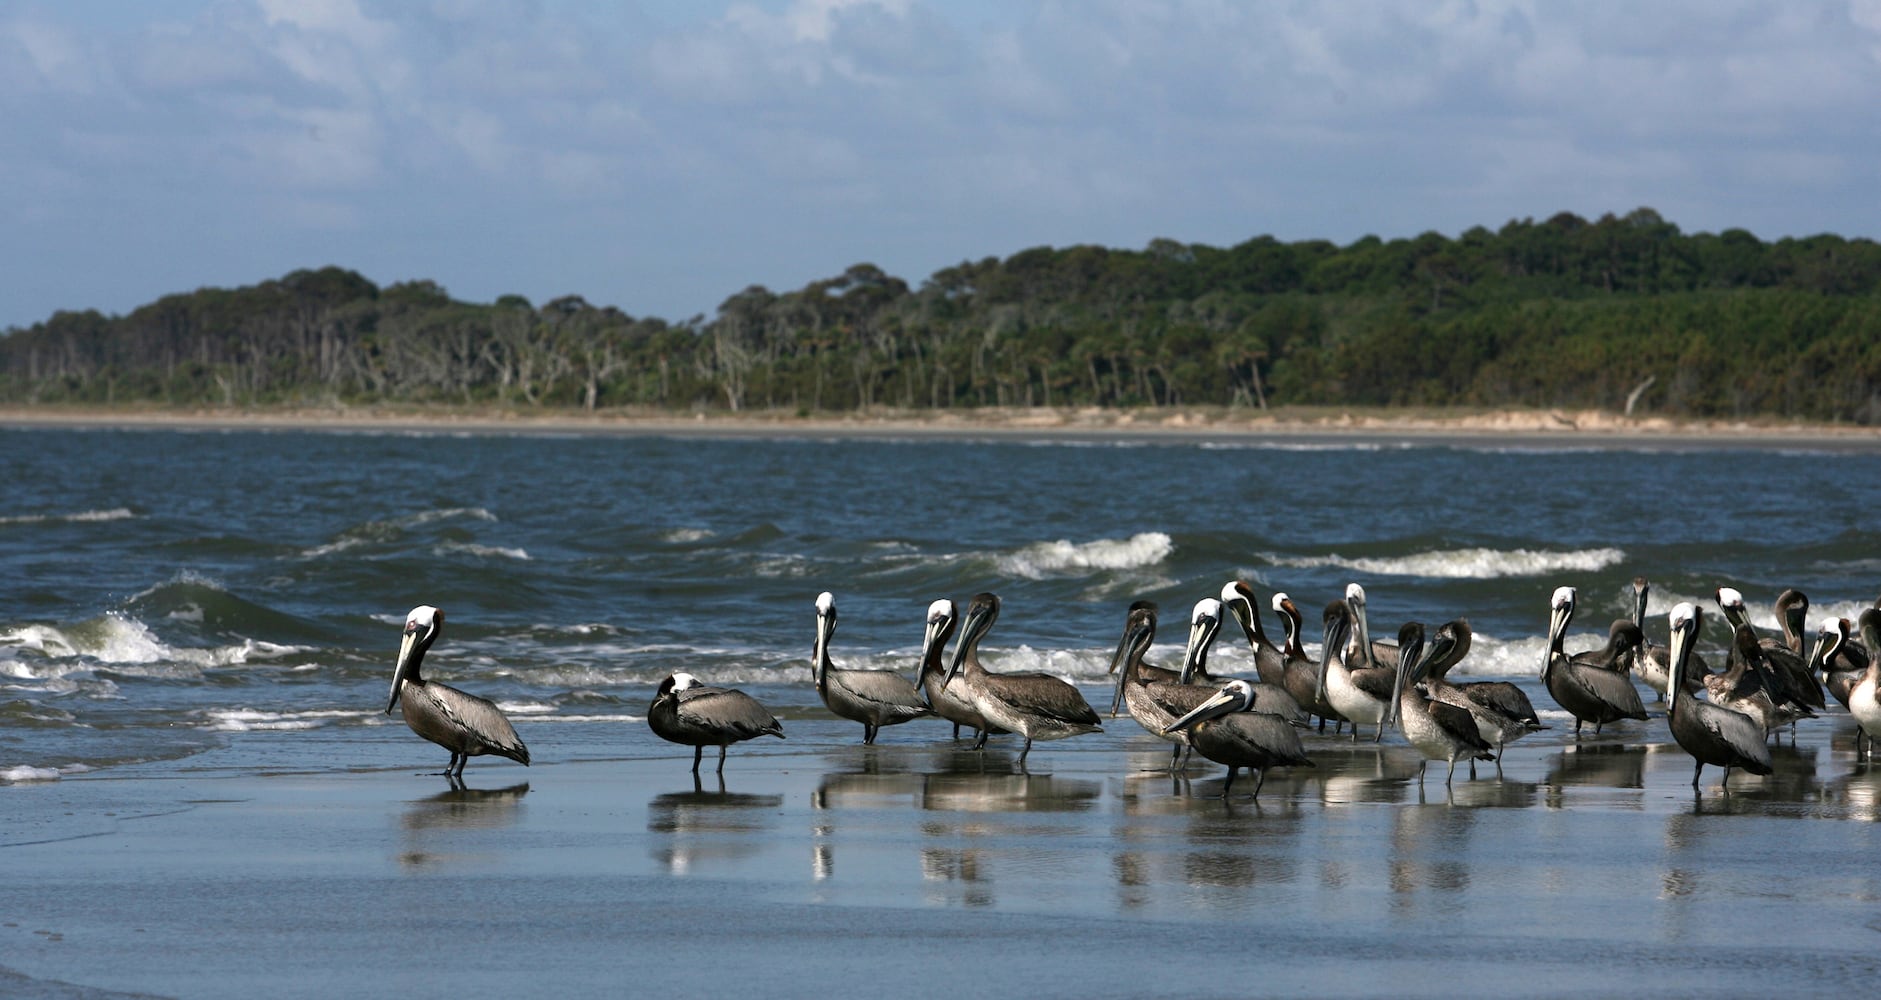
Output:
[[1372, 723, 1384, 744], [1416, 760, 1428, 785], [863, 723, 877, 745], [1220, 766, 1239, 798], [1017, 738, 1033, 766], [952, 723, 961, 741], [971, 729, 989, 751], [450, 753, 468, 778], [1168, 743, 1182, 771], [1720, 764, 1732, 791], [436, 752, 462, 776], [1250, 768, 1267, 800], [1469, 759, 1477, 780], [691, 745, 704, 775], [716, 744, 729, 774], [1444, 758, 1456, 785]]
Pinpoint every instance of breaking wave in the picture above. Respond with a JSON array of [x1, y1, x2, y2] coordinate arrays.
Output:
[[1264, 546, 1625, 580], [996, 532, 1174, 579]]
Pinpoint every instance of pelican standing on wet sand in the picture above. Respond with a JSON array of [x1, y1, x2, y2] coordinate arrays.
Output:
[[1387, 622, 1495, 785], [385, 605, 530, 777], [918, 598, 1003, 745], [1162, 679, 1313, 799], [1111, 599, 1234, 770], [1420, 619, 1544, 775], [648, 672, 785, 774], [1663, 603, 1772, 789], [1542, 586, 1648, 735], [812, 591, 935, 744], [945, 592, 1102, 765]]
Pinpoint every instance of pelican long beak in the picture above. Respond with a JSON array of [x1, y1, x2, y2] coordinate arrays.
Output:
[[1387, 631, 1425, 728], [1107, 618, 1154, 717], [1631, 578, 1650, 628], [387, 626, 423, 714], [1163, 684, 1239, 735], [1667, 605, 1698, 701], [1315, 608, 1349, 706], [1346, 588, 1371, 667], [1179, 608, 1220, 685], [917, 617, 944, 694], [946, 600, 995, 684], [1543, 590, 1575, 679], [1805, 625, 1834, 680]]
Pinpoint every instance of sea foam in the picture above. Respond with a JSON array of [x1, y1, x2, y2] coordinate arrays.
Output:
[[996, 532, 1174, 579], [1265, 546, 1625, 580]]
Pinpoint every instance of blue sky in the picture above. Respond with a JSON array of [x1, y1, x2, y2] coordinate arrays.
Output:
[[5, 0, 1879, 329]]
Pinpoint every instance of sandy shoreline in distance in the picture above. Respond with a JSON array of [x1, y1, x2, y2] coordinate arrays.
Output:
[[3, 403, 1879, 448]]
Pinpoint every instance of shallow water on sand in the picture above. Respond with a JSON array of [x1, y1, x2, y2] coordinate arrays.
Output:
[[4, 712, 1881, 998]]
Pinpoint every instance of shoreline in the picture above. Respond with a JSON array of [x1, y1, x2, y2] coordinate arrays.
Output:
[[4, 403, 1879, 448]]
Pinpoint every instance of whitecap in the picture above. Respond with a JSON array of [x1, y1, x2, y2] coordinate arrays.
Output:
[[996, 532, 1174, 579], [1264, 546, 1624, 580], [1, 765, 63, 783], [0, 508, 137, 525], [434, 541, 531, 561], [661, 528, 715, 544], [202, 708, 367, 731]]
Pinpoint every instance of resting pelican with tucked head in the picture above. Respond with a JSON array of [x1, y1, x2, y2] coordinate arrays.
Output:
[[1664, 603, 1771, 790], [385, 605, 530, 778], [649, 672, 785, 774]]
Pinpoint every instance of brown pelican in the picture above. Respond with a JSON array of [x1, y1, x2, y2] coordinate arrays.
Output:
[[1271, 593, 1339, 729], [918, 598, 1003, 744], [945, 592, 1102, 764], [648, 672, 784, 774], [1420, 619, 1544, 770], [1541, 586, 1648, 735], [1716, 586, 1823, 712], [1315, 600, 1394, 742], [1110, 600, 1218, 769], [1627, 577, 1710, 700], [1220, 580, 1287, 688], [385, 605, 530, 777], [1664, 603, 1771, 789], [1386, 622, 1495, 785], [1704, 622, 1810, 736], [1162, 679, 1313, 799], [1343, 583, 1401, 671], [1171, 596, 1307, 721], [1847, 609, 1881, 759], [811, 591, 935, 744], [1109, 601, 1176, 715], [1809, 615, 1868, 711]]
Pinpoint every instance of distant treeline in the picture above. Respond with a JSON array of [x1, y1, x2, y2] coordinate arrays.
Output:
[[6, 208, 1881, 422]]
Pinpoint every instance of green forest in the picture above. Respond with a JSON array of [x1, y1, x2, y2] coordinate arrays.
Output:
[[6, 208, 1881, 422]]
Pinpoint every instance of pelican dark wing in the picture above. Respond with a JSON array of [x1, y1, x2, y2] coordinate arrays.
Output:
[[385, 605, 530, 778]]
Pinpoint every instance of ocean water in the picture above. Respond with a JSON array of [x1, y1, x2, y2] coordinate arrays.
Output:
[[3, 424, 1879, 779]]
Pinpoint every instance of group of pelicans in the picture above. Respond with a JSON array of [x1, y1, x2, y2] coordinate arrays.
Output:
[[381, 578, 1881, 798]]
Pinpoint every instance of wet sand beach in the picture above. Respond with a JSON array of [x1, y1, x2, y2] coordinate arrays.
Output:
[[5, 704, 1880, 999]]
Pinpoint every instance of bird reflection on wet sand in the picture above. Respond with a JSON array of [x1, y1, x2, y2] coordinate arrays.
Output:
[[647, 779, 785, 875], [397, 782, 530, 868]]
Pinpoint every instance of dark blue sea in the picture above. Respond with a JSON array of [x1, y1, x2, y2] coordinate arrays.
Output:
[[3, 424, 1879, 779]]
